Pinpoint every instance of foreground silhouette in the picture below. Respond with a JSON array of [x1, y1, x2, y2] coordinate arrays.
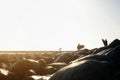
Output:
[[49, 39, 120, 80]]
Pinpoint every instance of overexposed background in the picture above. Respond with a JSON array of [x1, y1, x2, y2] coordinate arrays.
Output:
[[0, 0, 119, 50]]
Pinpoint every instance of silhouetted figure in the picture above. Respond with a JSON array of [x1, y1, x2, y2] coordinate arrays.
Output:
[[102, 39, 108, 47], [77, 44, 84, 51]]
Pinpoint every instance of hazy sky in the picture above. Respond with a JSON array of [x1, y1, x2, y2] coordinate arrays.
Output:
[[0, 0, 119, 50]]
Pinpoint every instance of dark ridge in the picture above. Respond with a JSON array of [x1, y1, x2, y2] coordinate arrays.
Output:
[[108, 39, 120, 48]]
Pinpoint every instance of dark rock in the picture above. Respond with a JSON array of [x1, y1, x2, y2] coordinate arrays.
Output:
[[49, 39, 120, 80], [48, 62, 67, 69], [53, 53, 72, 63], [106, 45, 120, 63], [49, 60, 113, 80], [9, 58, 46, 80], [0, 68, 14, 80], [92, 39, 120, 54], [108, 39, 120, 48], [70, 54, 111, 64]]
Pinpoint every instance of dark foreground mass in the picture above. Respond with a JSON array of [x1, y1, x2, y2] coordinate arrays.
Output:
[[0, 39, 120, 80], [49, 39, 120, 80]]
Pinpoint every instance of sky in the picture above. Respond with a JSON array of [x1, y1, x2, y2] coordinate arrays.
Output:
[[0, 0, 119, 50]]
